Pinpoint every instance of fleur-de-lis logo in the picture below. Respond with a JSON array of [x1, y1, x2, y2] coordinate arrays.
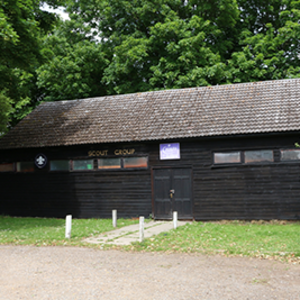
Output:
[[35, 154, 47, 168], [36, 156, 45, 166]]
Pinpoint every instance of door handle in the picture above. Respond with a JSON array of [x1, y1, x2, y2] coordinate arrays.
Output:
[[170, 189, 175, 198]]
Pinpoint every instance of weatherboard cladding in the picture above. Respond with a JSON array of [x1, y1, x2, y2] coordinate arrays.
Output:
[[1, 79, 300, 149]]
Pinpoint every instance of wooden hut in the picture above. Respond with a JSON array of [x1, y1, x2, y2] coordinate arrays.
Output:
[[1, 79, 300, 220]]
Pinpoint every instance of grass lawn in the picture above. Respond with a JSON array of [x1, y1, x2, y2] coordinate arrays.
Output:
[[0, 216, 138, 246], [128, 220, 300, 263], [0, 216, 299, 263]]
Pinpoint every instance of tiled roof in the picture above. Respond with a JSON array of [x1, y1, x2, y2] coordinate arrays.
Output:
[[0, 79, 300, 149]]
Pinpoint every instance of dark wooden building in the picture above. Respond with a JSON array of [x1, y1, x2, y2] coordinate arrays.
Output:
[[1, 79, 300, 220]]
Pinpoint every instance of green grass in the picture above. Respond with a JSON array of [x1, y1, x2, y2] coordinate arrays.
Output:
[[0, 216, 299, 263], [0, 216, 138, 246], [127, 220, 300, 263]]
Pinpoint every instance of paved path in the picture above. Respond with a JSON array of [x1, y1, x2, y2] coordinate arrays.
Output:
[[84, 220, 188, 245]]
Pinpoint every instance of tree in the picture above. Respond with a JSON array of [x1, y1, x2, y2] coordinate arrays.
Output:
[[36, 21, 109, 102], [63, 0, 240, 93], [57, 0, 300, 96], [0, 92, 13, 134], [0, 0, 58, 133], [227, 0, 300, 82], [2, 0, 300, 134]]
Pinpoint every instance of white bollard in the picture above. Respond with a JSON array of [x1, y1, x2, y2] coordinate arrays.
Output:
[[112, 209, 117, 228], [65, 215, 72, 239], [139, 216, 145, 242], [173, 211, 178, 229]]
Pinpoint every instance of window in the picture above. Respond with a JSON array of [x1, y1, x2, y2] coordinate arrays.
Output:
[[73, 159, 94, 171], [0, 163, 14, 172], [17, 162, 35, 172], [214, 152, 241, 164], [50, 160, 70, 171], [244, 150, 273, 163], [48, 156, 148, 171], [280, 149, 300, 161], [98, 158, 121, 169], [123, 157, 148, 168]]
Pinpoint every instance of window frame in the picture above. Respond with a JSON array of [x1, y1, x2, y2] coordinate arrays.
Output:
[[212, 149, 275, 166], [97, 156, 149, 171], [97, 157, 122, 170], [49, 160, 71, 172], [72, 159, 95, 171], [213, 151, 241, 165], [0, 163, 15, 172], [244, 150, 274, 164], [47, 155, 149, 172], [123, 156, 148, 169], [280, 149, 300, 162], [16, 161, 35, 172]]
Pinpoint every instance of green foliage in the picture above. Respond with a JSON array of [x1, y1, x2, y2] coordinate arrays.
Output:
[[57, 0, 300, 96], [2, 0, 300, 131], [64, 0, 240, 93], [37, 23, 109, 101], [227, 0, 300, 82], [0, 0, 59, 131], [0, 91, 13, 134]]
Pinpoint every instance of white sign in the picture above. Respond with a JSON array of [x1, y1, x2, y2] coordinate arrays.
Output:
[[160, 143, 180, 160], [35, 153, 47, 169]]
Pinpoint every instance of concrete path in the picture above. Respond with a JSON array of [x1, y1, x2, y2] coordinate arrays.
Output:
[[84, 221, 188, 245]]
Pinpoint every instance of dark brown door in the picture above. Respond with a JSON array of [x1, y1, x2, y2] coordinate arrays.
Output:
[[153, 168, 192, 219]]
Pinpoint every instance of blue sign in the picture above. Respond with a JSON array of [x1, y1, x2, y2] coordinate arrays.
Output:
[[160, 143, 180, 160]]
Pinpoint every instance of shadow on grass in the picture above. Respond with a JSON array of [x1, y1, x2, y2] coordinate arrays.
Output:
[[0, 216, 65, 231]]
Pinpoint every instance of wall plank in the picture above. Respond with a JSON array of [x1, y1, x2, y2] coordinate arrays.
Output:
[[1, 134, 300, 219]]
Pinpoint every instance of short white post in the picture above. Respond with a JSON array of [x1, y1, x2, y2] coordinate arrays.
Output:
[[65, 215, 72, 239], [173, 211, 178, 229], [112, 209, 117, 228], [139, 216, 144, 242]]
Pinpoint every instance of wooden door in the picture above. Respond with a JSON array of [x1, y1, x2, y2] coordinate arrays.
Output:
[[153, 168, 192, 219]]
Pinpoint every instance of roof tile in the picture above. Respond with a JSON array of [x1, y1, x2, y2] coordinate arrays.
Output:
[[0, 79, 300, 149]]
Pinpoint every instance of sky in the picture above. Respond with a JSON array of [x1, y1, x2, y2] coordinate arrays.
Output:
[[41, 4, 69, 20]]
